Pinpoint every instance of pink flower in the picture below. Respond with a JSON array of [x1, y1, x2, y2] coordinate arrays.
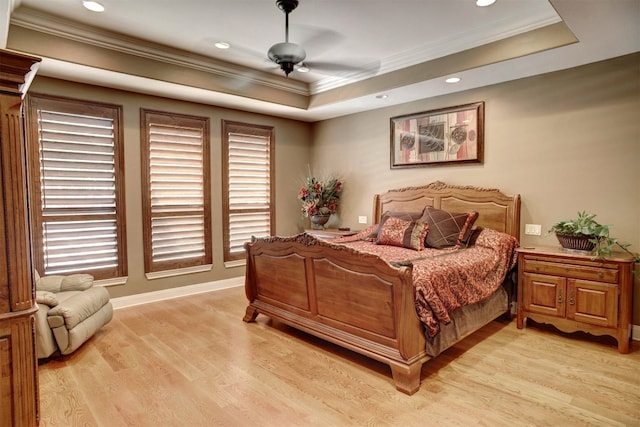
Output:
[[298, 187, 309, 198], [298, 175, 343, 217]]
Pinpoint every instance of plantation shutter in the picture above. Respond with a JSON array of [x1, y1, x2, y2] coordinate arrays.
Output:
[[141, 110, 211, 273], [223, 121, 274, 262], [26, 95, 127, 280]]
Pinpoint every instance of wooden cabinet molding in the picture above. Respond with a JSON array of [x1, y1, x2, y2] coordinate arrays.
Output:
[[0, 49, 41, 427], [517, 245, 635, 354]]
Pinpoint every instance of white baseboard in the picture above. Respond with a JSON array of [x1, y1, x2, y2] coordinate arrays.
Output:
[[110, 281, 640, 342], [110, 276, 244, 310]]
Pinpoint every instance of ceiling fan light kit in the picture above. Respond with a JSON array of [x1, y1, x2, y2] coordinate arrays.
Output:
[[268, 42, 306, 75], [82, 1, 105, 12], [268, 0, 306, 76]]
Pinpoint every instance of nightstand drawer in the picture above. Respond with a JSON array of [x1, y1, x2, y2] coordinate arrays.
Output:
[[522, 259, 618, 283]]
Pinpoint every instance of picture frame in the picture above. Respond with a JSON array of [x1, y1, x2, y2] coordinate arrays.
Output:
[[390, 101, 484, 168]]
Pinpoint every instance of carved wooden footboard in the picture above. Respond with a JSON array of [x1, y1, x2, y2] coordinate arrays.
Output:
[[243, 181, 521, 394], [243, 233, 429, 394]]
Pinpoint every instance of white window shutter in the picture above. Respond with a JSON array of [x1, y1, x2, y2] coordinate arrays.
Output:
[[227, 130, 272, 258], [36, 109, 120, 274], [148, 122, 206, 265]]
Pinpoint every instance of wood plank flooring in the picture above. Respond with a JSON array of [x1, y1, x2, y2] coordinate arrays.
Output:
[[38, 286, 640, 426]]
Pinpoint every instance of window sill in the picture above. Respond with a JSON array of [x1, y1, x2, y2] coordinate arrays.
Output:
[[224, 259, 246, 268], [145, 264, 212, 280]]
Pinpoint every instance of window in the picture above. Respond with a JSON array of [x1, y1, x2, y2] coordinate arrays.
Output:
[[141, 110, 211, 274], [25, 94, 127, 281], [222, 120, 275, 263]]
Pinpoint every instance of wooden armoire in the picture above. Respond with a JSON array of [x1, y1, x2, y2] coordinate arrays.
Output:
[[0, 49, 41, 426]]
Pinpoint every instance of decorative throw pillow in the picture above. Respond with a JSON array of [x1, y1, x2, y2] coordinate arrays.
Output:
[[421, 206, 479, 249], [376, 216, 429, 251], [368, 210, 424, 240]]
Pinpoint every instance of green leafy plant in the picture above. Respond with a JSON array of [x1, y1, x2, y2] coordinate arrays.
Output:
[[549, 211, 609, 238], [549, 211, 639, 261]]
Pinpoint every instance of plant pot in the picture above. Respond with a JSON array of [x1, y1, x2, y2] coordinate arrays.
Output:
[[555, 233, 596, 252], [310, 214, 331, 229]]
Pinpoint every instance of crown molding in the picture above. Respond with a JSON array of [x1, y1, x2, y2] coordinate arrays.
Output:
[[310, 12, 562, 94], [383, 15, 562, 75], [10, 4, 562, 98], [10, 6, 310, 97]]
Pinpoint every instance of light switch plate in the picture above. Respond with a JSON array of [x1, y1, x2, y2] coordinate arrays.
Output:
[[358, 216, 367, 224], [525, 224, 542, 235]]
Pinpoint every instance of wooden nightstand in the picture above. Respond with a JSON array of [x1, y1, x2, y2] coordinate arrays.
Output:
[[305, 229, 357, 240], [517, 245, 635, 353]]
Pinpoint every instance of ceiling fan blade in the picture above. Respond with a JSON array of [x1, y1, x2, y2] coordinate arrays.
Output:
[[203, 37, 269, 64], [303, 60, 380, 76], [297, 26, 345, 55]]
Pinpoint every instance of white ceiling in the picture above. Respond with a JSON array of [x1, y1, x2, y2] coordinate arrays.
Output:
[[2, 0, 639, 121]]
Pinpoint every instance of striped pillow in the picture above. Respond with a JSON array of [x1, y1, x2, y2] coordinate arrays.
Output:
[[368, 210, 424, 240], [376, 216, 429, 251]]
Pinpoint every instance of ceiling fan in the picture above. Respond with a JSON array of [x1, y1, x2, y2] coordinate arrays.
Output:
[[265, 0, 380, 79], [267, 0, 306, 76]]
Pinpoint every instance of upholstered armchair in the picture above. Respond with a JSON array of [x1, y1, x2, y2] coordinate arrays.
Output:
[[34, 272, 113, 359]]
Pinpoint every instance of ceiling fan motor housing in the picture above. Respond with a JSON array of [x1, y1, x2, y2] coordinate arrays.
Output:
[[276, 0, 299, 13], [268, 42, 306, 64], [269, 0, 305, 75]]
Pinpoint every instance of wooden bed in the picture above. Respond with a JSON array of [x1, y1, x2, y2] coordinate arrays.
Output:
[[243, 181, 521, 394]]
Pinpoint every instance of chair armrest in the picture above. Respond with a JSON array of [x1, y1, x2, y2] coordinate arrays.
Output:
[[36, 290, 59, 307], [47, 286, 111, 330]]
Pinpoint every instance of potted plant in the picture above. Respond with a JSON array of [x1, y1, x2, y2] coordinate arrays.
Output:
[[549, 211, 639, 261]]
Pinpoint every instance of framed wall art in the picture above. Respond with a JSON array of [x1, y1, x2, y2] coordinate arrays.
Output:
[[390, 101, 484, 168]]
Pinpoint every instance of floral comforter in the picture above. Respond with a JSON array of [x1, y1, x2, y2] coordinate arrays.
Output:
[[332, 227, 519, 339]]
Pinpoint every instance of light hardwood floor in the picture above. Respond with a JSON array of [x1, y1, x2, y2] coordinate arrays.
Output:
[[38, 286, 640, 427]]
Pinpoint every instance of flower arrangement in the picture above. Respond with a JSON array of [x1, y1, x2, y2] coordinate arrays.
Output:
[[298, 175, 343, 217]]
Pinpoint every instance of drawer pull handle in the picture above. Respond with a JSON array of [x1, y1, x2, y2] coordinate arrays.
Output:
[[569, 290, 575, 305], [598, 272, 603, 278], [558, 293, 563, 304]]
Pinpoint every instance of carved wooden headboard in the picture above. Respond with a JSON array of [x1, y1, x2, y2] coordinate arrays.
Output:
[[372, 181, 521, 240]]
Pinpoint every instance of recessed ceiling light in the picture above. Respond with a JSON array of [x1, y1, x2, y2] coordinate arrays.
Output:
[[376, 94, 389, 99], [476, 0, 496, 6], [297, 65, 310, 73], [214, 42, 230, 50], [445, 77, 461, 83], [82, 1, 105, 12]]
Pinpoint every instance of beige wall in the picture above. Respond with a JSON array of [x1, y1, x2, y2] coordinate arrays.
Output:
[[28, 53, 640, 323], [311, 53, 640, 323], [29, 77, 312, 299]]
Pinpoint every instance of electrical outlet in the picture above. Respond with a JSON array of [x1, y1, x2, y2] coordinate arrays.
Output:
[[358, 215, 367, 224], [525, 224, 542, 235]]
